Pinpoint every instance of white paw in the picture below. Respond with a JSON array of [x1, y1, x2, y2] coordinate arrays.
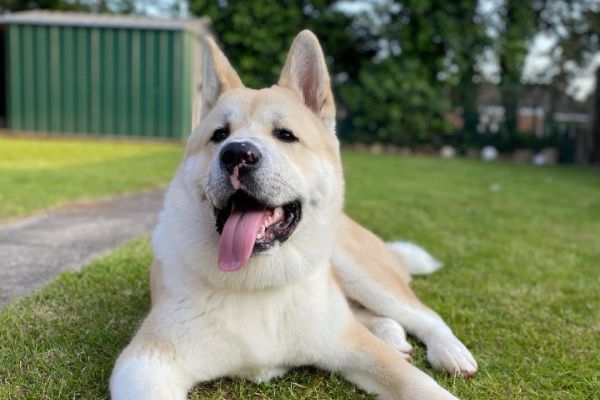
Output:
[[426, 335, 477, 377], [246, 367, 289, 383], [370, 318, 414, 361]]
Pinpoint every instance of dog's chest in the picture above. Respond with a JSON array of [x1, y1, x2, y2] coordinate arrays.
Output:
[[188, 272, 347, 373]]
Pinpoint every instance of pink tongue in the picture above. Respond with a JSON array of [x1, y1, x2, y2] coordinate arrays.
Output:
[[218, 207, 267, 271]]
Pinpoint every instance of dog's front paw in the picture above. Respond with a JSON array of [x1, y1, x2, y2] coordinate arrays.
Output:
[[426, 336, 477, 377]]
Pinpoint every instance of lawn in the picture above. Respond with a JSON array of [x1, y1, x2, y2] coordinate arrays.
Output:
[[1, 152, 599, 399], [0, 136, 183, 220]]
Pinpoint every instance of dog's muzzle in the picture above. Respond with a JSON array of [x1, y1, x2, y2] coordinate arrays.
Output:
[[214, 191, 302, 273], [209, 140, 302, 272]]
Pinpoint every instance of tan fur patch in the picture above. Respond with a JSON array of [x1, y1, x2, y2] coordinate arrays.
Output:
[[335, 215, 433, 312], [342, 318, 416, 390]]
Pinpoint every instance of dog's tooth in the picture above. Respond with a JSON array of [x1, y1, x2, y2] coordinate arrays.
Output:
[[256, 225, 266, 240]]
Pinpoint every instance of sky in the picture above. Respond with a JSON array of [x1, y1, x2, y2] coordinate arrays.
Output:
[[523, 34, 600, 101]]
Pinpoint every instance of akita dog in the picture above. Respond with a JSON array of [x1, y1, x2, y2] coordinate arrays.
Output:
[[110, 30, 476, 400]]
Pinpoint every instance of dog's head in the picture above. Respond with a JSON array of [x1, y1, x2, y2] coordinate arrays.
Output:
[[166, 31, 343, 288]]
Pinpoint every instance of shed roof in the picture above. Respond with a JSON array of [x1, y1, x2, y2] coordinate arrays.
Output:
[[0, 10, 209, 33]]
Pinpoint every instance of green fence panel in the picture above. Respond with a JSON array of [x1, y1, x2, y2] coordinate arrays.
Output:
[[7, 25, 22, 130], [5, 17, 202, 139], [89, 28, 101, 134], [49, 25, 62, 132], [76, 27, 90, 134]]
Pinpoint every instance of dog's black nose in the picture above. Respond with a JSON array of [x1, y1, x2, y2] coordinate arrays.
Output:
[[220, 141, 261, 174]]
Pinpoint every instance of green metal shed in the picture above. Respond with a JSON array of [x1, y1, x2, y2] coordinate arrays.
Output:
[[1, 11, 209, 139]]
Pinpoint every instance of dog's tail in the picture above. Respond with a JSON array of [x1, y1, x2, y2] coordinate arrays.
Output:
[[386, 241, 443, 276]]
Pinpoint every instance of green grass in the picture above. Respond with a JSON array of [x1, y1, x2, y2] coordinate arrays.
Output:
[[1, 153, 599, 399], [0, 136, 183, 220]]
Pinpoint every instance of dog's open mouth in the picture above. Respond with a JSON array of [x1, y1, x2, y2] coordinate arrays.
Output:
[[214, 191, 301, 272]]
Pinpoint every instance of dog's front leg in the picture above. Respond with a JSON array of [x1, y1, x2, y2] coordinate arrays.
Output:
[[110, 309, 206, 400], [110, 348, 191, 400], [320, 318, 459, 400]]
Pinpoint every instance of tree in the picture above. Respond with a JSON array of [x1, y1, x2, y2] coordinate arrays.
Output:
[[492, 0, 599, 137], [448, 1, 489, 138], [339, 0, 490, 145], [188, 0, 369, 89], [188, 1, 596, 147], [591, 67, 600, 164], [496, 0, 537, 136], [531, 0, 600, 111], [338, 56, 450, 145]]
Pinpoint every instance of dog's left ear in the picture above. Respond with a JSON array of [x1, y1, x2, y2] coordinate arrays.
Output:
[[278, 30, 335, 131]]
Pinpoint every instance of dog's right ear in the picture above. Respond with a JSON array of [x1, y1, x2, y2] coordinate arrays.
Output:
[[201, 37, 244, 118]]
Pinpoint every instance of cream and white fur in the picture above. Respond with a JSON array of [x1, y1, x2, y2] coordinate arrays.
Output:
[[110, 30, 476, 400]]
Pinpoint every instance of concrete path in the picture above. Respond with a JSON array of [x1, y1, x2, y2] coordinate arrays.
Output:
[[0, 189, 165, 307]]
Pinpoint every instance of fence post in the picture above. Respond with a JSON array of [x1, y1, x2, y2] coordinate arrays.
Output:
[[590, 66, 600, 165]]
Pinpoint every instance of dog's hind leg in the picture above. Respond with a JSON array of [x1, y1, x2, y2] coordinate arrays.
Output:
[[334, 215, 477, 377], [351, 304, 414, 362], [319, 317, 459, 400]]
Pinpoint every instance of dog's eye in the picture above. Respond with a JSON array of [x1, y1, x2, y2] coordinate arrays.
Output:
[[273, 128, 298, 143], [210, 126, 230, 143]]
